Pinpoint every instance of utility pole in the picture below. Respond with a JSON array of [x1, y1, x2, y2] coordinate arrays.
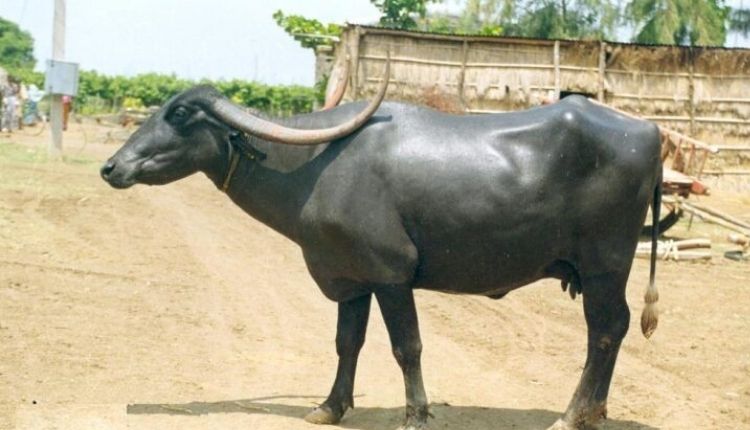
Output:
[[49, 0, 65, 158]]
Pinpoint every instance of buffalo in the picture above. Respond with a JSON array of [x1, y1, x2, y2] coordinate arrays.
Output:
[[101, 59, 662, 429]]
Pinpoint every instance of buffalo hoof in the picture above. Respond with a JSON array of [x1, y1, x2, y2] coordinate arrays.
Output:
[[546, 418, 600, 430], [398, 423, 428, 430], [398, 405, 429, 430], [304, 405, 341, 425]]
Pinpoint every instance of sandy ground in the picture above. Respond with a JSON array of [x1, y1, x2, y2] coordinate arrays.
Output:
[[1, 121, 749, 430]]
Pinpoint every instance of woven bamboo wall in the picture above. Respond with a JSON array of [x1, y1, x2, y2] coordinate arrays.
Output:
[[331, 25, 750, 142]]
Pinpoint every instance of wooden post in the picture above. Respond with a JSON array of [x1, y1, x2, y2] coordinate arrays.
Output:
[[458, 39, 468, 108], [553, 40, 561, 100], [688, 46, 696, 136], [598, 41, 606, 102], [350, 26, 362, 99], [49, 0, 66, 158]]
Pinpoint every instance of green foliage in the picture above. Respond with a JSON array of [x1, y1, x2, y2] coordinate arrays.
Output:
[[7, 67, 43, 87], [211, 78, 319, 115], [494, 0, 620, 40], [72, 70, 319, 116], [122, 73, 193, 107], [0, 16, 36, 71], [273, 10, 342, 49], [420, 0, 618, 39], [420, 2, 505, 35], [456, 0, 509, 34], [313, 74, 329, 106], [371, 0, 440, 29], [626, 0, 729, 46], [421, 0, 742, 45]]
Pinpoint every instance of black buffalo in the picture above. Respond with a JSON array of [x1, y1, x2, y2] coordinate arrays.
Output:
[[101, 63, 662, 429]]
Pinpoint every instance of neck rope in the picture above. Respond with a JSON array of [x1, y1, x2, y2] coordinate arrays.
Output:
[[220, 132, 263, 193]]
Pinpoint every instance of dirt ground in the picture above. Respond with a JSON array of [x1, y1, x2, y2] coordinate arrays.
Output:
[[1, 121, 749, 430]]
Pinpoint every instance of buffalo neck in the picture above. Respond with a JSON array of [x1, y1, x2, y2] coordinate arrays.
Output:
[[204, 136, 328, 243], [202, 103, 369, 242]]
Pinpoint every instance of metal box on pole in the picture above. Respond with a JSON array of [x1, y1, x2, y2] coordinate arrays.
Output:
[[44, 60, 79, 96]]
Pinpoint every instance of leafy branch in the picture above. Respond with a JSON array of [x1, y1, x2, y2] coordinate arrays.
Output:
[[273, 10, 342, 50]]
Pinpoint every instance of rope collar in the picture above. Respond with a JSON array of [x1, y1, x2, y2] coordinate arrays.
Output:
[[221, 141, 242, 192], [220, 132, 263, 193]]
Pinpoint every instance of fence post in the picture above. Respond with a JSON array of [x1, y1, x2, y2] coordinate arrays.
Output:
[[350, 26, 362, 99], [553, 40, 560, 101], [688, 46, 696, 136], [459, 39, 468, 109], [598, 41, 607, 102]]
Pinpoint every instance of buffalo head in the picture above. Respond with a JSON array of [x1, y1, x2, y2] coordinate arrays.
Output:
[[101, 56, 389, 189]]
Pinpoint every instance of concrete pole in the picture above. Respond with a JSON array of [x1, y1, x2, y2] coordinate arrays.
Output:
[[49, 0, 65, 158]]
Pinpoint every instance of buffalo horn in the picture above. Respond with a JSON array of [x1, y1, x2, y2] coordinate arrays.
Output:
[[209, 53, 390, 145]]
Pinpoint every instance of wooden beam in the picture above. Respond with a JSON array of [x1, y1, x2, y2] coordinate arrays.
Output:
[[608, 69, 750, 80], [688, 47, 696, 135], [598, 41, 606, 102], [702, 170, 750, 175], [457, 40, 468, 107], [589, 99, 719, 153], [614, 93, 750, 104], [359, 54, 568, 71], [352, 25, 560, 46], [642, 115, 750, 125], [685, 201, 750, 230], [663, 196, 750, 235], [611, 93, 690, 101], [351, 27, 362, 99], [554, 40, 560, 101]]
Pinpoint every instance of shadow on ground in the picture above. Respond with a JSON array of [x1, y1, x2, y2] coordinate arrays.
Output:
[[127, 395, 657, 430]]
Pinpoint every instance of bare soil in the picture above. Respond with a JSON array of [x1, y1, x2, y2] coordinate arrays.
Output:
[[1, 121, 749, 430]]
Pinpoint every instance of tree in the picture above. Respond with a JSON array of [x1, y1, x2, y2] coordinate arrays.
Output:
[[626, 0, 729, 45], [0, 16, 36, 71], [499, 0, 620, 39], [424, 0, 745, 45], [729, 7, 750, 37], [446, 0, 514, 35], [427, 0, 619, 39], [273, 10, 342, 50], [371, 0, 441, 29]]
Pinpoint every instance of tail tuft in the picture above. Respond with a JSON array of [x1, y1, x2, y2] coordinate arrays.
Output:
[[641, 173, 662, 339], [641, 283, 659, 338]]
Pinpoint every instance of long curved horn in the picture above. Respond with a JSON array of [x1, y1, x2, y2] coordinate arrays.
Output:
[[322, 53, 351, 110], [209, 53, 390, 146]]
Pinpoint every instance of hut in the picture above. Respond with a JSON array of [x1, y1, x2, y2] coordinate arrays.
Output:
[[319, 25, 750, 147]]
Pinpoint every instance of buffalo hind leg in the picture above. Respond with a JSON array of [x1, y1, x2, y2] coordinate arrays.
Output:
[[375, 286, 429, 430], [550, 272, 630, 430], [305, 294, 372, 425]]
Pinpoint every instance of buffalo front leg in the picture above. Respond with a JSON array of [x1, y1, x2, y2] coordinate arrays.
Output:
[[305, 294, 372, 425], [375, 286, 429, 430], [550, 272, 630, 430]]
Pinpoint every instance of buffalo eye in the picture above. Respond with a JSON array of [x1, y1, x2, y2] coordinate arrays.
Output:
[[170, 106, 191, 124]]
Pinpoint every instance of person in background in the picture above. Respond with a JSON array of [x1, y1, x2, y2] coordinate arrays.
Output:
[[62, 94, 72, 131], [16, 83, 27, 130], [1, 81, 18, 133], [24, 84, 44, 126], [0, 81, 4, 131]]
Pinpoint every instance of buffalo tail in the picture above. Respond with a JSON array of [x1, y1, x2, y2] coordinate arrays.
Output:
[[641, 173, 662, 338]]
